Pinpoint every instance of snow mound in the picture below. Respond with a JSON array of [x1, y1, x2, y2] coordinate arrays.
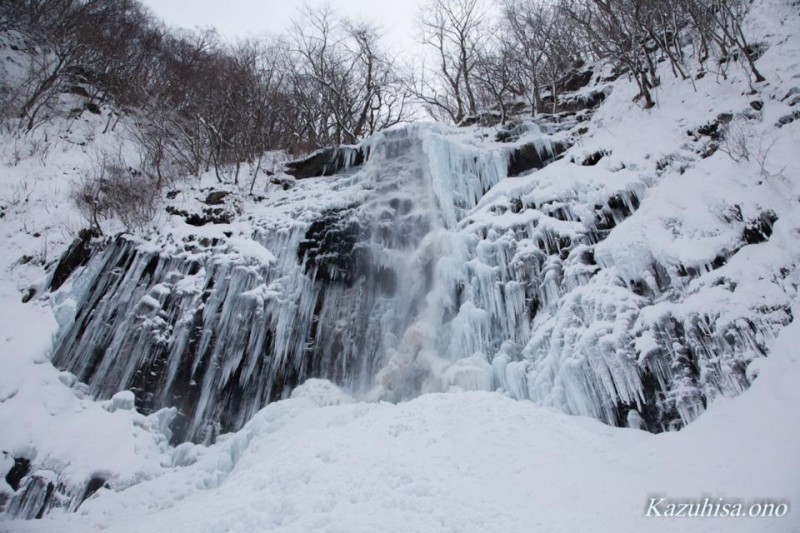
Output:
[[289, 379, 355, 407]]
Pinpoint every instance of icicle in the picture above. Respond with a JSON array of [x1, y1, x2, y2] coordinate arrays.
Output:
[[45, 118, 788, 448]]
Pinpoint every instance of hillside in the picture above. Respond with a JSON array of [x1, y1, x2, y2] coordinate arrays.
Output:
[[1, 0, 800, 531]]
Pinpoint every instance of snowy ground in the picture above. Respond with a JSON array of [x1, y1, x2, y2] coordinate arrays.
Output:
[[2, 314, 799, 533], [2, 0, 800, 531]]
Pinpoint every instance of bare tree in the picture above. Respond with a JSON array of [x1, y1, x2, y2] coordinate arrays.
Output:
[[678, 0, 765, 82], [345, 20, 409, 141], [230, 38, 290, 188], [473, 29, 517, 122], [413, 0, 489, 123], [562, 0, 658, 109], [72, 150, 159, 234], [288, 5, 408, 148], [501, 0, 556, 115], [540, 3, 584, 113]]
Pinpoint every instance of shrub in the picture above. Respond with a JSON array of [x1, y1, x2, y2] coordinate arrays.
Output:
[[72, 153, 160, 233]]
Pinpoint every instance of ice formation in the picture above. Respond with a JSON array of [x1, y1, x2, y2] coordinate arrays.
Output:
[[6, 12, 799, 516], [45, 115, 791, 461], [46, 124, 545, 444]]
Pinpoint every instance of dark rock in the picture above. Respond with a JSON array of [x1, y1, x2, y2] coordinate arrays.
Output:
[[297, 205, 367, 284], [168, 206, 232, 226], [743, 211, 778, 245], [185, 209, 232, 227], [710, 255, 727, 270], [165, 190, 180, 200], [65, 85, 89, 97], [688, 113, 735, 143], [749, 100, 764, 111], [543, 89, 606, 114], [600, 66, 624, 82], [48, 230, 98, 291], [716, 112, 733, 125], [507, 141, 567, 177], [21, 287, 36, 303], [495, 122, 529, 143], [720, 205, 744, 224], [592, 191, 640, 237], [78, 228, 100, 241], [285, 146, 366, 180], [607, 194, 627, 210], [616, 369, 665, 432], [528, 297, 540, 318], [83, 102, 101, 114], [693, 121, 722, 140], [699, 142, 719, 158], [630, 279, 648, 297], [581, 150, 609, 166], [579, 248, 596, 265], [776, 110, 800, 127], [546, 205, 573, 222], [459, 111, 503, 128], [205, 191, 229, 205], [5, 457, 31, 491], [6, 474, 54, 519], [559, 67, 594, 93], [270, 175, 296, 190], [165, 206, 189, 218], [77, 476, 107, 508]]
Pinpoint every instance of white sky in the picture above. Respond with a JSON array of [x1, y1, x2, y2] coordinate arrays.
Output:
[[140, 0, 424, 53]]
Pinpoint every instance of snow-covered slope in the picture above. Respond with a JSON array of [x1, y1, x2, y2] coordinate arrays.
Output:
[[1, 0, 800, 530], [4, 318, 800, 532]]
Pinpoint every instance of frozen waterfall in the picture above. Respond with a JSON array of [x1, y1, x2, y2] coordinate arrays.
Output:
[[46, 121, 788, 449], [48, 125, 533, 444]]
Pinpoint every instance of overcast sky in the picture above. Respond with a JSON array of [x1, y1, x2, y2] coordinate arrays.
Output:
[[140, 0, 424, 52]]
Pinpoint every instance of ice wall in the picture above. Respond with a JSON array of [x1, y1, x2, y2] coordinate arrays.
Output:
[[45, 125, 531, 444], [46, 119, 791, 452]]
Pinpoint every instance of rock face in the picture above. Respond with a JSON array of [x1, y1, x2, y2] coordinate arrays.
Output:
[[4, 458, 30, 492], [6, 473, 54, 519], [44, 125, 527, 444], [284, 146, 367, 179], [3, 468, 107, 519], [297, 205, 367, 285], [43, 115, 789, 457], [507, 140, 568, 176], [48, 229, 98, 291]]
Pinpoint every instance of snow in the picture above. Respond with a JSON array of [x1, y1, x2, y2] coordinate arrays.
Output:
[[1, 0, 800, 529], [225, 237, 277, 265], [0, 275, 175, 515], [4, 318, 800, 532]]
